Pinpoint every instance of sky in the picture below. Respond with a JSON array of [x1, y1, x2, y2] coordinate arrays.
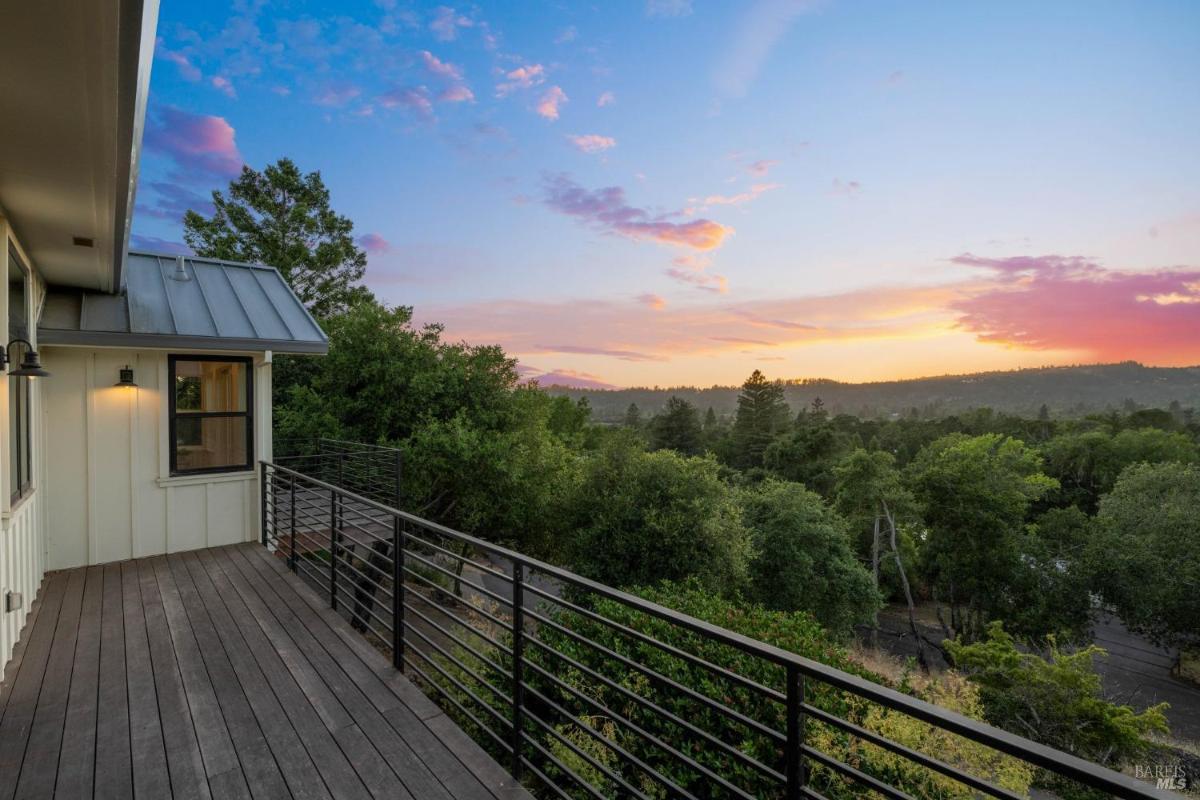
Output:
[[132, 0, 1200, 388]]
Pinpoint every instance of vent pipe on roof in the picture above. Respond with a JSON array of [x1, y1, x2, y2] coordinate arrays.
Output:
[[171, 255, 191, 281]]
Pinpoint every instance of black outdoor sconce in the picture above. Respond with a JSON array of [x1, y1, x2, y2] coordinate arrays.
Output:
[[114, 365, 137, 388], [1, 338, 51, 378]]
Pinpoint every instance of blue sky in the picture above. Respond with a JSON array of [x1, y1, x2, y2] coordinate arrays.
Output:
[[133, 0, 1200, 387]]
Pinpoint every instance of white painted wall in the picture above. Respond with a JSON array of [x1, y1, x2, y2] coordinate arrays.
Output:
[[1, 220, 46, 668], [40, 347, 272, 571]]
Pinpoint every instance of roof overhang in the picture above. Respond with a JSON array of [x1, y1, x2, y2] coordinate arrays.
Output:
[[37, 251, 330, 356], [0, 0, 158, 292]]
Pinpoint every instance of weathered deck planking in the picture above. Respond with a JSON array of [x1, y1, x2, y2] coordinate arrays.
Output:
[[0, 543, 532, 800]]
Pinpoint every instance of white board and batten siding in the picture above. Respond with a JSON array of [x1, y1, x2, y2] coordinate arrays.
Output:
[[1, 223, 45, 667], [41, 346, 273, 571]]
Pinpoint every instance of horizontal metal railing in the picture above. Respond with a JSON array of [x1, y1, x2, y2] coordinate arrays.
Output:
[[274, 437, 401, 508], [259, 458, 1179, 800]]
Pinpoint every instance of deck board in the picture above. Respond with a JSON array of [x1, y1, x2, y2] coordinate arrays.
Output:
[[0, 543, 530, 800]]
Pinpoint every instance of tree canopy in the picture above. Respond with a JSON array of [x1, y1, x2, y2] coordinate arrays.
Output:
[[183, 157, 371, 317]]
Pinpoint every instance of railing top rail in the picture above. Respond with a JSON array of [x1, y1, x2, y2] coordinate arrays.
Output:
[[260, 459, 1178, 800]]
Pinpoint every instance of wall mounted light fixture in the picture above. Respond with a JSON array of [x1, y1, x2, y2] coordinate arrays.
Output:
[[1, 338, 51, 378], [114, 365, 137, 388]]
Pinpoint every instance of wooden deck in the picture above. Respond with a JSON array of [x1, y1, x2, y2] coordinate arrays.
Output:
[[0, 543, 530, 800]]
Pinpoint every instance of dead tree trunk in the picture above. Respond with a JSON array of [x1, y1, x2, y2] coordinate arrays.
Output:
[[882, 499, 926, 671]]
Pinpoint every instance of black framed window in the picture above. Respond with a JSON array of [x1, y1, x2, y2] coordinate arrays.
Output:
[[169, 355, 253, 475], [9, 246, 32, 501]]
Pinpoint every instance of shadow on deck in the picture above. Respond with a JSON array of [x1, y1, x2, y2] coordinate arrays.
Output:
[[0, 543, 530, 800]]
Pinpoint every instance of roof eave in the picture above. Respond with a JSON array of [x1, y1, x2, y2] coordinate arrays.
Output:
[[37, 328, 330, 355]]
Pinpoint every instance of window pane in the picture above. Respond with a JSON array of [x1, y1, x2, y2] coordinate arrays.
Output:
[[175, 360, 248, 413], [8, 377, 18, 498], [175, 416, 248, 471]]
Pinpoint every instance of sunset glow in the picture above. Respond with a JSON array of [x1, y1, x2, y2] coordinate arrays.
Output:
[[133, 1, 1200, 387]]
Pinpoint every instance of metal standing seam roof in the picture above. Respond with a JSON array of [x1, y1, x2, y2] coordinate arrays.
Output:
[[37, 252, 329, 354]]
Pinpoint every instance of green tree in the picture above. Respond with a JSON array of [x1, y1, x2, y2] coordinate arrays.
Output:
[[763, 423, 854, 496], [622, 402, 642, 428], [649, 395, 704, 455], [833, 449, 925, 662], [947, 622, 1168, 797], [1089, 462, 1200, 649], [731, 370, 791, 469], [566, 439, 752, 594], [906, 434, 1057, 642], [740, 480, 882, 637], [1009, 507, 1095, 642], [183, 157, 370, 318]]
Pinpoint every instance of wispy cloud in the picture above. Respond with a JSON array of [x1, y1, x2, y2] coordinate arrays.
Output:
[[211, 76, 237, 98], [536, 86, 568, 120], [665, 267, 729, 293], [536, 344, 666, 362], [157, 39, 201, 82], [379, 86, 434, 118], [596, 91, 616, 107], [554, 26, 578, 44], [544, 174, 733, 251], [690, 182, 780, 211], [419, 50, 463, 81], [314, 81, 362, 107], [430, 6, 473, 41], [566, 134, 616, 153], [714, 0, 820, 98]]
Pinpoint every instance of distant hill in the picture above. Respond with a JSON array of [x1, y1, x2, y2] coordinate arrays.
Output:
[[541, 362, 1200, 422]]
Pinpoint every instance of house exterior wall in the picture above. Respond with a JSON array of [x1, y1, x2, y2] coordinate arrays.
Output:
[[1, 220, 47, 667], [40, 346, 272, 571]]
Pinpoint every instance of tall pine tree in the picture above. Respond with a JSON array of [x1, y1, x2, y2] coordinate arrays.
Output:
[[732, 370, 791, 468], [183, 157, 371, 318], [650, 396, 704, 455]]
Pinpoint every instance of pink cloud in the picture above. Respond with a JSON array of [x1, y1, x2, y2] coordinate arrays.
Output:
[[144, 107, 243, 178], [544, 174, 733, 251], [597, 91, 616, 107], [566, 134, 616, 154], [637, 293, 666, 310], [746, 159, 778, 177], [419, 50, 463, 80], [380, 86, 434, 118], [358, 233, 391, 254], [130, 234, 191, 256], [430, 6, 472, 41], [952, 254, 1200, 363], [438, 85, 475, 102], [211, 76, 236, 98], [536, 86, 568, 120], [495, 64, 545, 97], [692, 182, 780, 210]]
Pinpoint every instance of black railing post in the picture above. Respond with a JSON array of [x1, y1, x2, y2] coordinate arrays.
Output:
[[329, 487, 338, 611], [510, 562, 525, 780], [260, 462, 269, 546], [288, 474, 297, 571], [786, 664, 806, 798], [392, 516, 404, 671]]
